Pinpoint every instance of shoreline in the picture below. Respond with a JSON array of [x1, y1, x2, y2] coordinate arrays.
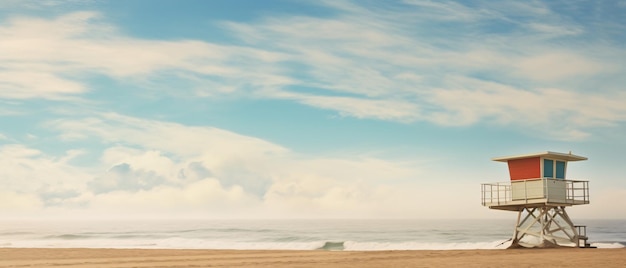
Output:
[[1, 248, 625, 267]]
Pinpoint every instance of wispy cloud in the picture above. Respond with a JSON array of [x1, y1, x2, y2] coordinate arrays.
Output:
[[402, 0, 489, 21], [224, 0, 626, 139], [426, 76, 626, 139], [2, 1, 625, 141], [0, 0, 95, 9], [0, 11, 289, 100]]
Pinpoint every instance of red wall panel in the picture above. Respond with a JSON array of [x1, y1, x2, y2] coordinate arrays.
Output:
[[507, 157, 540, 181]]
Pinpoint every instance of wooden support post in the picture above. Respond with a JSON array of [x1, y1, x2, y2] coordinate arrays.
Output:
[[508, 206, 580, 248]]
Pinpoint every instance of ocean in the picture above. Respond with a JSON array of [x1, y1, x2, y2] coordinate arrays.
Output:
[[0, 219, 624, 250]]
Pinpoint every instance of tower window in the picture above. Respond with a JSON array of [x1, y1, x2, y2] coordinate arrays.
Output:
[[555, 161, 565, 179], [544, 159, 554, 178]]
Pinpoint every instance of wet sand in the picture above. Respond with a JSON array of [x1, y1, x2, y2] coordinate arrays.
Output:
[[0, 248, 624, 267]]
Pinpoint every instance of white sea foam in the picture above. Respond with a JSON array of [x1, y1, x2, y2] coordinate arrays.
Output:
[[592, 242, 625, 249], [3, 238, 328, 250], [3, 239, 512, 251], [344, 240, 510, 251], [1, 219, 624, 251], [4, 239, 624, 250]]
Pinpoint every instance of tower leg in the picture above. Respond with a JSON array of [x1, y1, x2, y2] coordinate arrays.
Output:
[[509, 207, 525, 248], [508, 206, 579, 248]]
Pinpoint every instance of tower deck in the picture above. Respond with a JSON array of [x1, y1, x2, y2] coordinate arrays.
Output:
[[481, 178, 589, 211]]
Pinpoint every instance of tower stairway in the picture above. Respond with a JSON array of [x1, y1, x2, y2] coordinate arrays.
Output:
[[575, 225, 595, 248]]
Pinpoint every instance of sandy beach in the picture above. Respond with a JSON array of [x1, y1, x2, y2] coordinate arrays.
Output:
[[0, 248, 624, 267]]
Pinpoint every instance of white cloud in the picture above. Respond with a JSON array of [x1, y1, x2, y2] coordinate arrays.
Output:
[[2, 112, 624, 219], [101, 147, 178, 181], [278, 91, 422, 122], [0, 191, 42, 212], [426, 76, 626, 140], [33, 113, 430, 218], [50, 113, 289, 159], [515, 52, 608, 81], [0, 70, 86, 99], [0, 0, 94, 9], [0, 11, 289, 99], [527, 22, 583, 36], [402, 0, 487, 21], [223, 2, 626, 140], [1, 3, 625, 143], [0, 144, 91, 211], [86, 179, 260, 218]]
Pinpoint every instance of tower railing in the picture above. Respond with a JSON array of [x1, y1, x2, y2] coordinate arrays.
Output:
[[481, 178, 589, 206], [481, 182, 510, 206]]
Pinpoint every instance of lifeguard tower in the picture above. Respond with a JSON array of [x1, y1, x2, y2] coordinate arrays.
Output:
[[481, 151, 591, 248]]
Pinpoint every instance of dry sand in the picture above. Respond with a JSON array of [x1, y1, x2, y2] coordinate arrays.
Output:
[[0, 248, 624, 267]]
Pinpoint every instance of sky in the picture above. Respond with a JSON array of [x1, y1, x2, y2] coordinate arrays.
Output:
[[1, 0, 625, 220]]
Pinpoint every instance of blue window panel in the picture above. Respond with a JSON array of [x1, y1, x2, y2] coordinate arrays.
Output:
[[544, 159, 554, 178], [555, 161, 565, 179]]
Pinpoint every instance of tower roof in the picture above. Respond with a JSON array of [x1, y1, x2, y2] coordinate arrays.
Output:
[[492, 151, 587, 162]]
